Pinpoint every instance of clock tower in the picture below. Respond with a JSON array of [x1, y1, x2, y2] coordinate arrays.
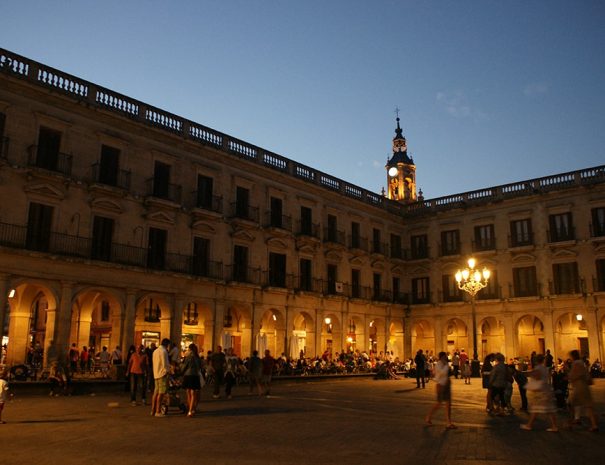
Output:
[[385, 117, 417, 203]]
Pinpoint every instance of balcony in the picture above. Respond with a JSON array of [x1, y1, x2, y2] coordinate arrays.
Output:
[[229, 202, 259, 223], [590, 222, 605, 238], [508, 233, 534, 248], [439, 242, 461, 257], [91, 163, 131, 190], [0, 221, 225, 278], [263, 212, 292, 232], [192, 193, 223, 214], [323, 228, 346, 246], [295, 221, 320, 239], [225, 265, 261, 285], [547, 228, 575, 243], [472, 238, 496, 252], [145, 178, 182, 204], [410, 246, 430, 260], [347, 235, 368, 252], [371, 241, 388, 256], [27, 145, 72, 176]]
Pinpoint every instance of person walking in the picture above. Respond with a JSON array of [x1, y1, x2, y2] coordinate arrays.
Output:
[[489, 353, 508, 415], [452, 351, 460, 379], [180, 343, 202, 417], [151, 338, 170, 417], [248, 350, 263, 396], [261, 349, 276, 396], [126, 344, 147, 406], [210, 346, 226, 399], [414, 349, 426, 389], [425, 351, 456, 429], [481, 354, 495, 413], [567, 349, 598, 432], [520, 353, 558, 432], [0, 368, 9, 424]]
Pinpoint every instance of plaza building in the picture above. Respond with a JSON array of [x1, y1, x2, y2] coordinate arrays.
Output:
[[1, 48, 604, 367]]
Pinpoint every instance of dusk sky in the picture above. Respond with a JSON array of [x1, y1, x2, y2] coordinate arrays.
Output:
[[2, 1, 604, 199]]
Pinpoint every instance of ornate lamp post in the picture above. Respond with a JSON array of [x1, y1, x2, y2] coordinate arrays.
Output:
[[455, 258, 490, 377]]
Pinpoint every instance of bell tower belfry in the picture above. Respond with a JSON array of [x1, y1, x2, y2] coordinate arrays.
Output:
[[385, 116, 417, 203]]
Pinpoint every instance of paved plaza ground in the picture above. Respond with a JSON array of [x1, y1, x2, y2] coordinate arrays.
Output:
[[2, 377, 604, 465]]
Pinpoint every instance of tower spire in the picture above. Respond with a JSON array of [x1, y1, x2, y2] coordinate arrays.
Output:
[[385, 112, 417, 203]]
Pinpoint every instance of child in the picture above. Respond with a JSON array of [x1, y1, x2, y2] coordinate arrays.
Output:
[[462, 360, 471, 384], [0, 368, 9, 423]]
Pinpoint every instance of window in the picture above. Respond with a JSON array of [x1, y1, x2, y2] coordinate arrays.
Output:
[[474, 224, 495, 251], [513, 266, 538, 297], [98, 145, 120, 186], [147, 227, 167, 269], [592, 208, 605, 237], [351, 222, 361, 249], [153, 161, 171, 199], [36, 126, 61, 171], [372, 228, 382, 254], [596, 259, 605, 292], [327, 264, 338, 294], [26, 202, 53, 252], [101, 301, 110, 322], [510, 219, 533, 247], [91, 216, 114, 261], [270, 197, 283, 228], [299, 258, 312, 291], [552, 262, 579, 294], [549, 212, 574, 242], [196, 175, 214, 210], [442, 274, 462, 302], [300, 206, 313, 236], [477, 270, 499, 300], [441, 230, 460, 256], [192, 237, 210, 277], [373, 273, 382, 300], [235, 186, 250, 219], [392, 277, 404, 303], [351, 269, 361, 298], [390, 233, 403, 259], [327, 214, 338, 242], [232, 245, 248, 282], [269, 252, 286, 287], [412, 277, 430, 304], [411, 234, 428, 259]]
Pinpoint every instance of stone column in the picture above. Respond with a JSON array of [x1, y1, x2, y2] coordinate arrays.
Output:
[[502, 312, 516, 359], [6, 303, 31, 366], [542, 309, 555, 356], [43, 307, 57, 367], [433, 315, 443, 355], [121, 290, 137, 352], [54, 282, 74, 364], [403, 314, 412, 360], [314, 308, 322, 357], [170, 296, 184, 345], [585, 307, 600, 363], [213, 300, 225, 351]]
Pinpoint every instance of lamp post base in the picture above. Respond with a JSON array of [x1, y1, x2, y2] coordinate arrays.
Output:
[[471, 359, 481, 378]]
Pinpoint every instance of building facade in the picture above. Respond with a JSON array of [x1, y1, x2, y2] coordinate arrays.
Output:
[[1, 48, 604, 367]]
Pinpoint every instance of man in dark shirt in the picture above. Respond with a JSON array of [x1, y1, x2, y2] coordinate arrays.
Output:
[[210, 345, 226, 399], [414, 349, 426, 388]]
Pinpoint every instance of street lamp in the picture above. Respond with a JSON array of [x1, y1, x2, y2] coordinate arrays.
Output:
[[455, 258, 490, 377]]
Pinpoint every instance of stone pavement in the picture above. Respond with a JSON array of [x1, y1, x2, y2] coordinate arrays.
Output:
[[1, 377, 603, 465]]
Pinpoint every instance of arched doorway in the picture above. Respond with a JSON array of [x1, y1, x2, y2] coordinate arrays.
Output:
[[387, 319, 404, 360], [257, 309, 285, 357], [221, 304, 252, 358], [411, 319, 435, 357], [5, 282, 58, 366], [555, 312, 588, 359], [291, 311, 314, 358], [180, 300, 212, 354], [135, 295, 170, 349], [444, 318, 468, 356], [478, 316, 505, 359], [516, 314, 545, 359], [321, 313, 341, 359]]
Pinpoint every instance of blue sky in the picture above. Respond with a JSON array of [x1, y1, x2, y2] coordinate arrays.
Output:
[[2, 1, 604, 198]]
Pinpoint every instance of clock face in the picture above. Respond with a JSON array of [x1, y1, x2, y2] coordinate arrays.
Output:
[[388, 167, 398, 177]]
